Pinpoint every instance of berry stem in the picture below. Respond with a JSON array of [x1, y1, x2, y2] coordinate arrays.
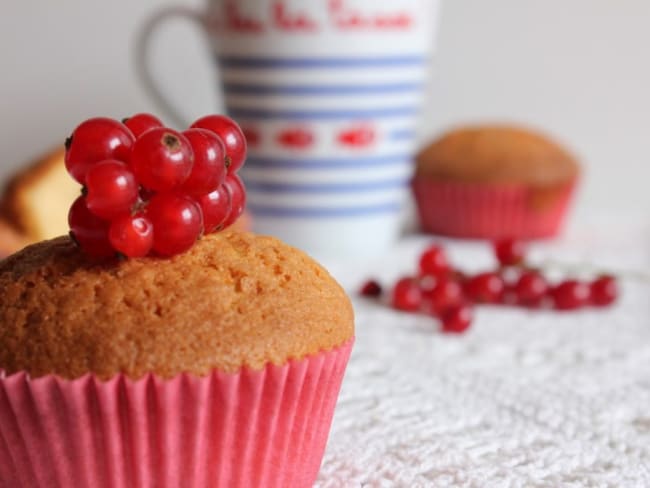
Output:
[[536, 259, 650, 283]]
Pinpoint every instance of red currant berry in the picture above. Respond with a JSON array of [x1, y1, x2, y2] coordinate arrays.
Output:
[[441, 304, 473, 334], [222, 174, 246, 228], [494, 238, 527, 267], [123, 113, 163, 138], [418, 244, 449, 277], [391, 277, 422, 312], [180, 128, 227, 196], [190, 115, 247, 173], [131, 128, 194, 192], [424, 278, 464, 316], [359, 279, 383, 298], [146, 193, 203, 256], [139, 187, 156, 202], [451, 270, 468, 284], [198, 184, 232, 233], [419, 274, 439, 298], [109, 213, 154, 258], [85, 160, 138, 219], [465, 272, 505, 304], [514, 271, 549, 307], [65, 117, 135, 184], [500, 284, 519, 306], [590, 275, 618, 307], [550, 280, 590, 311], [68, 196, 113, 257]]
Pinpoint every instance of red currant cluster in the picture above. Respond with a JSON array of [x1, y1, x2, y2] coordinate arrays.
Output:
[[64, 113, 247, 258], [360, 239, 619, 334]]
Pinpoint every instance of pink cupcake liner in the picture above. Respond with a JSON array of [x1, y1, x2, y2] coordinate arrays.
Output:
[[412, 179, 577, 239], [0, 339, 353, 488]]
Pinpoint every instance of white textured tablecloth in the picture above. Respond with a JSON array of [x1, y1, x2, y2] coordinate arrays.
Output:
[[317, 215, 650, 487]]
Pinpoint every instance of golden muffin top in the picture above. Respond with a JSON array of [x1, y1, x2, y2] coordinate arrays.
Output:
[[416, 125, 580, 186], [0, 231, 354, 380]]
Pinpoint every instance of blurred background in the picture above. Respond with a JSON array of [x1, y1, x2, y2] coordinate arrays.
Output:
[[1, 0, 648, 219]]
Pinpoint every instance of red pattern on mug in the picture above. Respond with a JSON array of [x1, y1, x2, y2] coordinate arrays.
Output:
[[277, 128, 315, 149], [225, 0, 265, 33], [328, 0, 413, 30], [273, 1, 318, 31], [242, 126, 262, 147], [338, 124, 376, 148]]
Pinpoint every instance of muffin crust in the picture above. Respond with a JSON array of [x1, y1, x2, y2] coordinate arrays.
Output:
[[415, 125, 579, 186], [0, 232, 354, 380]]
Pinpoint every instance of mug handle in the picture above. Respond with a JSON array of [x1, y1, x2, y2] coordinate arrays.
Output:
[[135, 6, 208, 128]]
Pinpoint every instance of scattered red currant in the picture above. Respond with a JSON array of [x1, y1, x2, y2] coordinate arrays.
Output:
[[131, 128, 194, 192], [551, 280, 590, 311], [494, 238, 526, 267], [465, 272, 505, 304], [68, 196, 113, 258], [590, 275, 618, 307], [359, 279, 383, 298], [146, 193, 203, 257], [190, 115, 247, 173], [361, 238, 622, 336], [222, 174, 246, 228], [424, 278, 464, 317], [65, 117, 135, 184], [441, 304, 473, 334], [419, 274, 438, 298], [109, 213, 154, 258], [514, 270, 549, 307], [85, 160, 138, 219], [123, 113, 164, 138], [391, 277, 422, 312], [180, 128, 227, 196], [198, 185, 232, 233], [419, 244, 448, 277]]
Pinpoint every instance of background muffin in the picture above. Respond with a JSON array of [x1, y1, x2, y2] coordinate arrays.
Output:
[[0, 219, 29, 258], [1, 147, 79, 244], [412, 125, 580, 239], [0, 231, 354, 488]]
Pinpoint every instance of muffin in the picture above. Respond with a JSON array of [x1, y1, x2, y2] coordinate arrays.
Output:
[[412, 125, 580, 239], [1, 147, 79, 243], [0, 231, 354, 487]]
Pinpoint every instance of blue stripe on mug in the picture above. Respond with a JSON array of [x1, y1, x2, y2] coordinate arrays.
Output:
[[246, 153, 411, 169], [227, 106, 418, 120], [388, 128, 418, 141], [223, 82, 425, 96], [247, 202, 402, 218], [219, 55, 428, 69], [245, 178, 408, 194]]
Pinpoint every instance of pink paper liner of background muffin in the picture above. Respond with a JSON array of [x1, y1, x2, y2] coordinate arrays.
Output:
[[0, 339, 353, 488], [412, 179, 578, 239]]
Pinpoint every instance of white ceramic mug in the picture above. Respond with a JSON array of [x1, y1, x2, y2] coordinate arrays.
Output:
[[137, 0, 440, 261]]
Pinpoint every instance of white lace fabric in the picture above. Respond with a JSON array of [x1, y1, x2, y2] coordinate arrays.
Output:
[[317, 215, 650, 487]]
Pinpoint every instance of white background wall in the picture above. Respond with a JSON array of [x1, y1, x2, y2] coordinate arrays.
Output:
[[1, 0, 648, 218]]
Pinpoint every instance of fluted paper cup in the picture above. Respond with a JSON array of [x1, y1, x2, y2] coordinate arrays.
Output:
[[412, 179, 577, 239], [0, 339, 353, 488]]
